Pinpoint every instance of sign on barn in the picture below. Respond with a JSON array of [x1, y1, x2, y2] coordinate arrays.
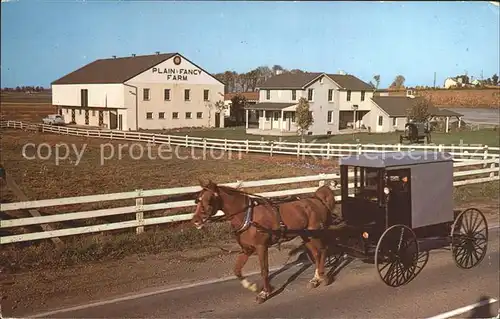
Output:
[[151, 67, 202, 81]]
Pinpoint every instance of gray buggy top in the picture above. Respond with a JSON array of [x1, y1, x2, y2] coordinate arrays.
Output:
[[339, 151, 453, 168]]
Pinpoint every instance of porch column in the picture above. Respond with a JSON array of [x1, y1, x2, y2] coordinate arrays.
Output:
[[445, 116, 449, 133], [246, 109, 249, 129], [281, 110, 284, 131], [458, 116, 462, 128]]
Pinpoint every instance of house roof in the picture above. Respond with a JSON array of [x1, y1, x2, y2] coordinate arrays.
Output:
[[371, 96, 463, 117], [52, 53, 178, 85], [257, 72, 373, 91], [225, 92, 259, 101], [244, 102, 296, 110]]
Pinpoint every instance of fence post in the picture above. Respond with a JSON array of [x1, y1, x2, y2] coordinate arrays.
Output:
[[326, 143, 331, 160], [357, 144, 362, 155], [490, 162, 495, 178], [318, 173, 326, 187], [168, 135, 171, 145], [185, 135, 188, 147], [397, 143, 401, 152], [110, 131, 113, 140], [224, 139, 228, 152], [297, 142, 300, 158], [270, 141, 274, 157], [203, 138, 207, 156], [245, 140, 249, 154], [483, 145, 489, 168], [135, 189, 144, 234], [152, 134, 156, 144]]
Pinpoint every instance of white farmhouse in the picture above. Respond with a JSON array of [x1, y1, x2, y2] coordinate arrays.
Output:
[[51, 52, 225, 131]]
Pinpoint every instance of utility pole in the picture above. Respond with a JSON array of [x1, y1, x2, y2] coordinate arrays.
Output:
[[433, 72, 436, 88]]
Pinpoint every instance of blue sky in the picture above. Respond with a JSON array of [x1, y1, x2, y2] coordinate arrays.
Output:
[[1, 1, 499, 89]]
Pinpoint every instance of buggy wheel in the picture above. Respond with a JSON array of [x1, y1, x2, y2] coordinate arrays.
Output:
[[375, 224, 419, 287], [451, 208, 488, 269]]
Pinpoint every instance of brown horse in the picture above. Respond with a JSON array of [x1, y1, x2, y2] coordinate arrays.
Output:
[[190, 179, 338, 303]]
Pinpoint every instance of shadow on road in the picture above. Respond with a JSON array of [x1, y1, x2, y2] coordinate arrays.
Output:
[[466, 295, 496, 319]]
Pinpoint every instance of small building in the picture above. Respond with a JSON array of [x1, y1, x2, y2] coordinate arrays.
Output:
[[244, 72, 375, 136], [51, 52, 225, 131], [224, 91, 259, 118], [370, 96, 463, 133]]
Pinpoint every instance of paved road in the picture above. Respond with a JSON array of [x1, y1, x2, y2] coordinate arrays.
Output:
[[32, 228, 499, 319]]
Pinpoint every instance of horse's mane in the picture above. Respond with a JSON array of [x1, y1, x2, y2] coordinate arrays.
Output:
[[216, 184, 274, 206]]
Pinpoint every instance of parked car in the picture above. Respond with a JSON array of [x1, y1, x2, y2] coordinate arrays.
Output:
[[42, 114, 65, 125]]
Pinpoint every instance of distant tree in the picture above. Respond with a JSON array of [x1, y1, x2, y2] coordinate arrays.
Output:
[[295, 97, 314, 141], [492, 74, 498, 86], [486, 78, 493, 86], [407, 97, 432, 122], [230, 94, 247, 125], [373, 75, 381, 89], [390, 75, 406, 89], [272, 65, 285, 74]]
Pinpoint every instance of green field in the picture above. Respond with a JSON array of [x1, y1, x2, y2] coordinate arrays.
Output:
[[162, 126, 500, 147]]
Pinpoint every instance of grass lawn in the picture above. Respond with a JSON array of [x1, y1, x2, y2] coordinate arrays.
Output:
[[163, 126, 500, 147]]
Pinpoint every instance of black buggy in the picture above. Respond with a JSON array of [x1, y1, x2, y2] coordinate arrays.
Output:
[[324, 151, 488, 287], [400, 120, 432, 144]]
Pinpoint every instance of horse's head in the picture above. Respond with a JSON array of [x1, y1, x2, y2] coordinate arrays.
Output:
[[191, 179, 223, 229]]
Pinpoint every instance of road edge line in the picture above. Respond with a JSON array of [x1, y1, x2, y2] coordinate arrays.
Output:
[[425, 298, 499, 319]]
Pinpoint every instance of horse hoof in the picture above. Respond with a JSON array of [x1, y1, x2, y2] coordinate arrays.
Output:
[[256, 295, 266, 304], [248, 283, 258, 292], [307, 280, 320, 289], [256, 291, 269, 304]]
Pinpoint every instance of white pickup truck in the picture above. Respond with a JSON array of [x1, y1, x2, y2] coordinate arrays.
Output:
[[42, 114, 65, 125]]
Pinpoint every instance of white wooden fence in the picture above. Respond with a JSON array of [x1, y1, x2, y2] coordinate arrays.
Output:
[[1, 120, 499, 161], [1, 159, 499, 245]]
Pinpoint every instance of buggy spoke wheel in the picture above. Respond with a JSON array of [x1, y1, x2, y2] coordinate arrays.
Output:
[[375, 224, 419, 288], [451, 208, 488, 269]]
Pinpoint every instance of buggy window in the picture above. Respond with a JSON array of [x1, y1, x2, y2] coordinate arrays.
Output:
[[353, 167, 380, 202]]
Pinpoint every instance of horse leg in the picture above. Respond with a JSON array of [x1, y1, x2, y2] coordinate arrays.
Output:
[[255, 244, 272, 304], [303, 238, 327, 288], [234, 248, 258, 292]]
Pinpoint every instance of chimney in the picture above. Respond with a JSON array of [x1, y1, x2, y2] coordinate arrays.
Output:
[[155, 51, 160, 55], [338, 70, 346, 75], [132, 54, 136, 57], [112, 55, 117, 59]]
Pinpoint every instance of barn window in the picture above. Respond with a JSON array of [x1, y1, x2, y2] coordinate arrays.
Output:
[[266, 90, 270, 100], [172, 112, 178, 119], [146, 112, 153, 119], [197, 112, 203, 119], [393, 117, 397, 126], [164, 89, 170, 101], [308, 89, 313, 101], [143, 88, 150, 101], [159, 112, 165, 119], [185, 112, 192, 119], [347, 90, 351, 101], [292, 90, 296, 100], [361, 91, 365, 101], [378, 116, 383, 126], [203, 90, 209, 101], [328, 89, 333, 101], [184, 89, 190, 101]]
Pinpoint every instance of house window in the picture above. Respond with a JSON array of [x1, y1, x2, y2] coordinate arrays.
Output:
[[273, 111, 279, 121], [393, 117, 397, 126], [146, 112, 153, 119], [378, 116, 383, 126], [328, 89, 333, 101], [172, 112, 179, 119], [185, 112, 192, 119], [80, 89, 88, 107], [292, 90, 296, 100], [308, 89, 314, 101], [204, 90, 209, 101], [361, 91, 365, 101], [265, 111, 270, 121], [266, 90, 270, 100], [327, 111, 333, 123], [347, 90, 351, 101], [164, 89, 170, 101], [184, 89, 190, 101], [197, 112, 203, 119], [159, 112, 165, 119], [143, 88, 150, 101]]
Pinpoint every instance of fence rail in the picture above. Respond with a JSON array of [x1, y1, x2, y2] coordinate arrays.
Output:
[[1, 159, 499, 245], [1, 120, 499, 161]]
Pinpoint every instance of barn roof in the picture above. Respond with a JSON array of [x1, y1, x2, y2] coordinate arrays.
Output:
[[339, 151, 453, 168], [52, 53, 178, 85], [257, 72, 373, 91]]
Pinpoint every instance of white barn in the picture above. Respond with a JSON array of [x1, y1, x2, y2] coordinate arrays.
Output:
[[51, 52, 226, 131]]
